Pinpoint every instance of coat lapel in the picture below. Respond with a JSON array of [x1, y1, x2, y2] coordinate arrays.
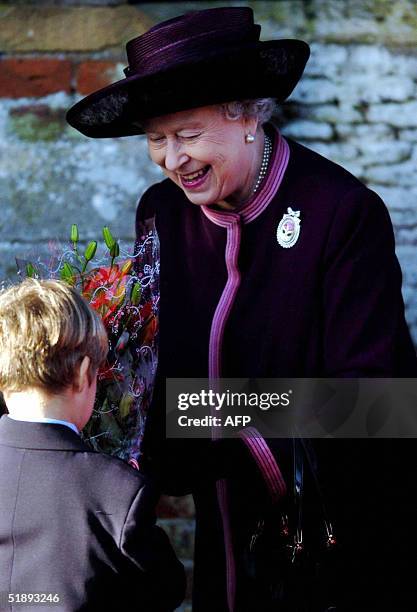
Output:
[[0, 415, 92, 452]]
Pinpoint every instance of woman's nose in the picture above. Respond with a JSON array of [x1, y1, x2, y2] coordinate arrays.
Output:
[[164, 140, 189, 172]]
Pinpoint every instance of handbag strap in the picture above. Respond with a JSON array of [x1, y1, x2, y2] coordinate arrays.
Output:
[[240, 429, 336, 550], [299, 437, 336, 545], [292, 438, 304, 558], [238, 426, 287, 503], [286, 437, 337, 561]]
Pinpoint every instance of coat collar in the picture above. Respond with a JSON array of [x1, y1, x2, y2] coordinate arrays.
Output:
[[202, 124, 290, 227], [0, 415, 91, 452]]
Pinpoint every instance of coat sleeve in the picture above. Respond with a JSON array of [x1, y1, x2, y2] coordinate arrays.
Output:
[[135, 184, 159, 231], [317, 188, 417, 608], [322, 185, 417, 376], [119, 481, 186, 611]]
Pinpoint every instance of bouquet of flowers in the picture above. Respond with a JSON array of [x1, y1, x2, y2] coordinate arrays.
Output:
[[18, 222, 160, 466]]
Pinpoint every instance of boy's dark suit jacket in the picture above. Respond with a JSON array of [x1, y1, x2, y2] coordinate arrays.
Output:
[[0, 416, 185, 612]]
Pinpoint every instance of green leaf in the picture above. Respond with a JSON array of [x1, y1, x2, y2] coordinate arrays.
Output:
[[60, 262, 75, 284]]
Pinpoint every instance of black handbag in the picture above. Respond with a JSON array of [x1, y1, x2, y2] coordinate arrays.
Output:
[[243, 438, 340, 612]]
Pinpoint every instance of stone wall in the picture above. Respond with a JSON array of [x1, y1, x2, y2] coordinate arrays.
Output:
[[0, 1, 416, 344], [1, 2, 416, 609], [157, 494, 195, 612]]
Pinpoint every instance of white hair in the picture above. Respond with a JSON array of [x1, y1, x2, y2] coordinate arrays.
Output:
[[220, 98, 278, 125]]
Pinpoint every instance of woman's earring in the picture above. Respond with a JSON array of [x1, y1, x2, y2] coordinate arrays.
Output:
[[245, 133, 255, 143]]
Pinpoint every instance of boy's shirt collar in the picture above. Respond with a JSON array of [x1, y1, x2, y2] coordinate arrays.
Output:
[[7, 414, 79, 435]]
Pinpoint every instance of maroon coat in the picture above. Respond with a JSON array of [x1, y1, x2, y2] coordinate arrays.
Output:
[[136, 132, 417, 611]]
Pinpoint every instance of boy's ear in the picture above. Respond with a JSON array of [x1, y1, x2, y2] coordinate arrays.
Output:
[[74, 356, 91, 393]]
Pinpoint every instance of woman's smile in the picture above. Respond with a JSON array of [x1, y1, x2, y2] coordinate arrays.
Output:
[[179, 165, 211, 190]]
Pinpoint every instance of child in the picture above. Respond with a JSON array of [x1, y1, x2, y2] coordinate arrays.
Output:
[[0, 279, 185, 612]]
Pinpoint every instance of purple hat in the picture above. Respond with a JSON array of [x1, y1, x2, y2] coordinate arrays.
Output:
[[66, 7, 310, 138]]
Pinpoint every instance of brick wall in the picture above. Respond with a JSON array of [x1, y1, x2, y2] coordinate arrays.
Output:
[[1, 1, 416, 344]]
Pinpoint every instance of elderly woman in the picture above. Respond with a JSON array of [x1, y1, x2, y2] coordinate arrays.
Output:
[[67, 7, 417, 612]]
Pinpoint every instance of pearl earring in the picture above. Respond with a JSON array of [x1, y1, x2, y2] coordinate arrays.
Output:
[[245, 133, 255, 143]]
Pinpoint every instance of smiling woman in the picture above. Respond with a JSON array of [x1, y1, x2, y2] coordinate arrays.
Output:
[[144, 104, 265, 208], [66, 6, 417, 612]]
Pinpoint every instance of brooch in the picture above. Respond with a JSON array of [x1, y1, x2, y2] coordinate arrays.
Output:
[[276, 207, 301, 248]]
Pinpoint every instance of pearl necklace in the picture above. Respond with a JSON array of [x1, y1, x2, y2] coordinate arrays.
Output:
[[252, 134, 272, 194]]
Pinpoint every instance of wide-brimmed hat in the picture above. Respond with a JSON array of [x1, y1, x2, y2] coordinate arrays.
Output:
[[66, 7, 310, 138]]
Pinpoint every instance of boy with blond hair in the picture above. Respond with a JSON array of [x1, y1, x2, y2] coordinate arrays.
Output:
[[0, 279, 185, 612]]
